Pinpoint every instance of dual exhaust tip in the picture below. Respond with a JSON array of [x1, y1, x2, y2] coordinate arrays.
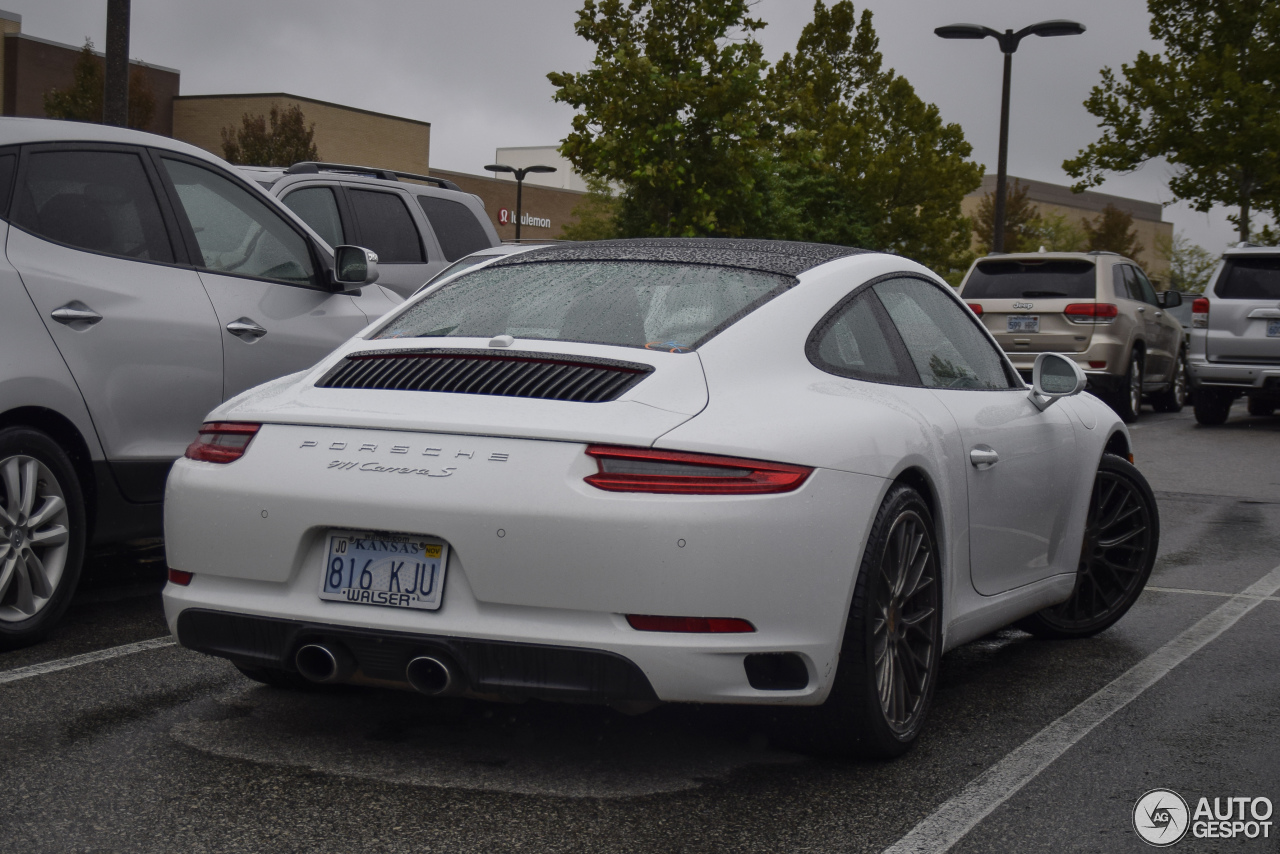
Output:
[[293, 642, 457, 696]]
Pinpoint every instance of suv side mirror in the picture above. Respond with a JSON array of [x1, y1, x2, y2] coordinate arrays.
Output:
[[333, 245, 379, 291], [1029, 352, 1087, 411], [1158, 290, 1182, 308]]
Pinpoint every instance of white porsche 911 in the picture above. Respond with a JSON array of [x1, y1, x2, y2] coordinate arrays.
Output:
[[162, 238, 1159, 758]]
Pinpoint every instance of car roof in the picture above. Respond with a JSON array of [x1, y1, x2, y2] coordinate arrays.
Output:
[[486, 238, 870, 277], [971, 251, 1128, 265], [0, 116, 232, 166], [1222, 243, 1280, 257]]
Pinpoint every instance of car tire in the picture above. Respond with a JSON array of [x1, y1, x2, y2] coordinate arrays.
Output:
[[1017, 455, 1158, 639], [1111, 349, 1144, 423], [1193, 388, 1235, 425], [796, 483, 942, 760], [0, 427, 87, 650], [1150, 351, 1187, 413], [1246, 396, 1276, 417]]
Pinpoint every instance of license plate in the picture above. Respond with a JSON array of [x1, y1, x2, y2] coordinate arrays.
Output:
[[1008, 315, 1040, 333], [1269, 320, 1280, 337], [319, 530, 447, 611]]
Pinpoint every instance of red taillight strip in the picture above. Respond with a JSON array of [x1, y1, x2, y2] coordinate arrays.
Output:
[[966, 303, 983, 317], [584, 445, 812, 495], [168, 569, 194, 586], [184, 422, 260, 464], [627, 615, 756, 633]]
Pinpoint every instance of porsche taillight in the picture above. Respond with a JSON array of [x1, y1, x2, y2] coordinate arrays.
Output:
[[184, 422, 260, 463], [1192, 297, 1209, 328], [583, 446, 812, 495]]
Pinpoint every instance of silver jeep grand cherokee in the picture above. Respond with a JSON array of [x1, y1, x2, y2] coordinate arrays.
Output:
[[0, 118, 397, 648], [1188, 245, 1280, 424]]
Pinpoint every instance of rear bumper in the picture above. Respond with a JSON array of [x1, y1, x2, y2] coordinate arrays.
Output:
[[1187, 359, 1280, 391]]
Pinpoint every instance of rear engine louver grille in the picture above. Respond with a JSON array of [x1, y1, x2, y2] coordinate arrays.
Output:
[[317, 349, 654, 403]]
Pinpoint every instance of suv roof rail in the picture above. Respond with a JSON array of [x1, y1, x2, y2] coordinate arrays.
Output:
[[1086, 250, 1121, 256], [284, 161, 463, 192]]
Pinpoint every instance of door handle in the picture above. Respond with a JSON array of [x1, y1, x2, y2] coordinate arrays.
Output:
[[226, 317, 267, 340], [50, 302, 102, 327], [1136, 307, 1146, 313], [969, 446, 999, 469]]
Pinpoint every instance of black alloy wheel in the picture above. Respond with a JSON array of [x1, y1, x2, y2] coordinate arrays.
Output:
[[1018, 454, 1158, 639], [1193, 388, 1236, 425], [1150, 351, 1187, 412], [795, 483, 941, 759]]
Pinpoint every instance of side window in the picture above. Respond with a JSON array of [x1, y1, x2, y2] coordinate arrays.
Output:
[[1113, 265, 1135, 300], [1131, 267, 1160, 306], [161, 158, 316, 286], [281, 186, 346, 249], [417, 195, 491, 261], [875, 277, 1015, 390], [0, 153, 16, 218], [807, 288, 919, 386], [348, 189, 424, 263], [13, 149, 174, 262]]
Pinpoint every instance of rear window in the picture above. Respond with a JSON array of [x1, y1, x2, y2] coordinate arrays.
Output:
[[376, 261, 791, 350], [963, 259, 1096, 299], [1216, 257, 1280, 299], [417, 195, 492, 261]]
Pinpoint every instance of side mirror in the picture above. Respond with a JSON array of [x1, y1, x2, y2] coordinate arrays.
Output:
[[333, 245, 379, 291], [1159, 290, 1182, 308], [1029, 352, 1086, 411]]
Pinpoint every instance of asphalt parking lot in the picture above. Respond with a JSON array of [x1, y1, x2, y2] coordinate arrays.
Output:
[[2, 401, 1277, 854]]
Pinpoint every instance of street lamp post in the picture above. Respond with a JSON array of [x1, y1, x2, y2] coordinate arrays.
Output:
[[935, 20, 1085, 252], [484, 163, 558, 240]]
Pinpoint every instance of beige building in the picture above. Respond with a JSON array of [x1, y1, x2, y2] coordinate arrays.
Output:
[[962, 175, 1172, 279], [172, 93, 430, 175], [433, 168, 587, 242]]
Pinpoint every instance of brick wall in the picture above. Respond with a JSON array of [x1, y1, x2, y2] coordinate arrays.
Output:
[[431, 168, 588, 241], [173, 93, 430, 173]]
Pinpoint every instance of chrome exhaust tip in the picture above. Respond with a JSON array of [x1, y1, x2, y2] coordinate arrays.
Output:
[[295, 643, 355, 683], [405, 655, 455, 696]]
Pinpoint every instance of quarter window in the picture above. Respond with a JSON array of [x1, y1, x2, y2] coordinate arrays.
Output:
[[875, 277, 1014, 390], [1131, 266, 1160, 306], [161, 158, 316, 286], [14, 150, 174, 262], [417, 195, 491, 261], [1113, 266, 1136, 300], [281, 186, 346, 249], [348, 189, 424, 263], [808, 289, 919, 386]]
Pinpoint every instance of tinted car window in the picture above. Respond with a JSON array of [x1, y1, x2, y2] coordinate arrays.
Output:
[[1132, 267, 1160, 306], [963, 259, 1096, 299], [876, 277, 1014, 390], [378, 261, 790, 350], [282, 187, 345, 249], [0, 153, 15, 217], [348, 189, 424, 263], [1215, 257, 1280, 299], [417, 195, 491, 261], [14, 150, 173, 262], [162, 158, 316, 286], [1113, 265, 1135, 300], [808, 289, 919, 386]]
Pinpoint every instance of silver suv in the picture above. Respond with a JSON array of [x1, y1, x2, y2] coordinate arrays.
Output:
[[239, 162, 500, 298], [1187, 245, 1280, 424], [958, 251, 1186, 422], [0, 119, 398, 647]]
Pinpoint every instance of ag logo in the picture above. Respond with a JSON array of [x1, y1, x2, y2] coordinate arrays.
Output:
[[1134, 789, 1190, 846]]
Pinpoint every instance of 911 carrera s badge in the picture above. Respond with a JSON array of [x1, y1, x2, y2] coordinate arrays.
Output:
[[327, 460, 457, 477]]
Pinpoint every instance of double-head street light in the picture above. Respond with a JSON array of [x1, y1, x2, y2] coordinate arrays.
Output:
[[935, 20, 1085, 252], [484, 163, 557, 240]]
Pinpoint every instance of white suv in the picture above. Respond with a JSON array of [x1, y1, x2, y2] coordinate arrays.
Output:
[[0, 119, 398, 647], [1187, 245, 1280, 423]]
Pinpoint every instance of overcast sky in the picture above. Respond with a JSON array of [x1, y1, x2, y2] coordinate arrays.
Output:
[[7, 0, 1256, 253]]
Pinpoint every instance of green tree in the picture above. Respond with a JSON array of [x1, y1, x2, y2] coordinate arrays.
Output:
[[1082, 204, 1145, 258], [972, 180, 1041, 254], [766, 2, 982, 275], [1156, 231, 1217, 292], [221, 104, 319, 167], [1033, 211, 1087, 252], [1064, 0, 1280, 241], [560, 178, 622, 241], [548, 0, 771, 238], [43, 39, 156, 130]]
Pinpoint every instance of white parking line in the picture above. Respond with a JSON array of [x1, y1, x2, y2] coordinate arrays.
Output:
[[0, 636, 175, 685], [882, 563, 1280, 854], [1147, 584, 1280, 602]]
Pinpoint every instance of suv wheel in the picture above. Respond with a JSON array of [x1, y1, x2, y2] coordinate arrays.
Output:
[[1150, 351, 1187, 413], [1112, 350, 1144, 423], [1193, 388, 1235, 425], [1247, 396, 1276, 417], [0, 427, 87, 649]]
